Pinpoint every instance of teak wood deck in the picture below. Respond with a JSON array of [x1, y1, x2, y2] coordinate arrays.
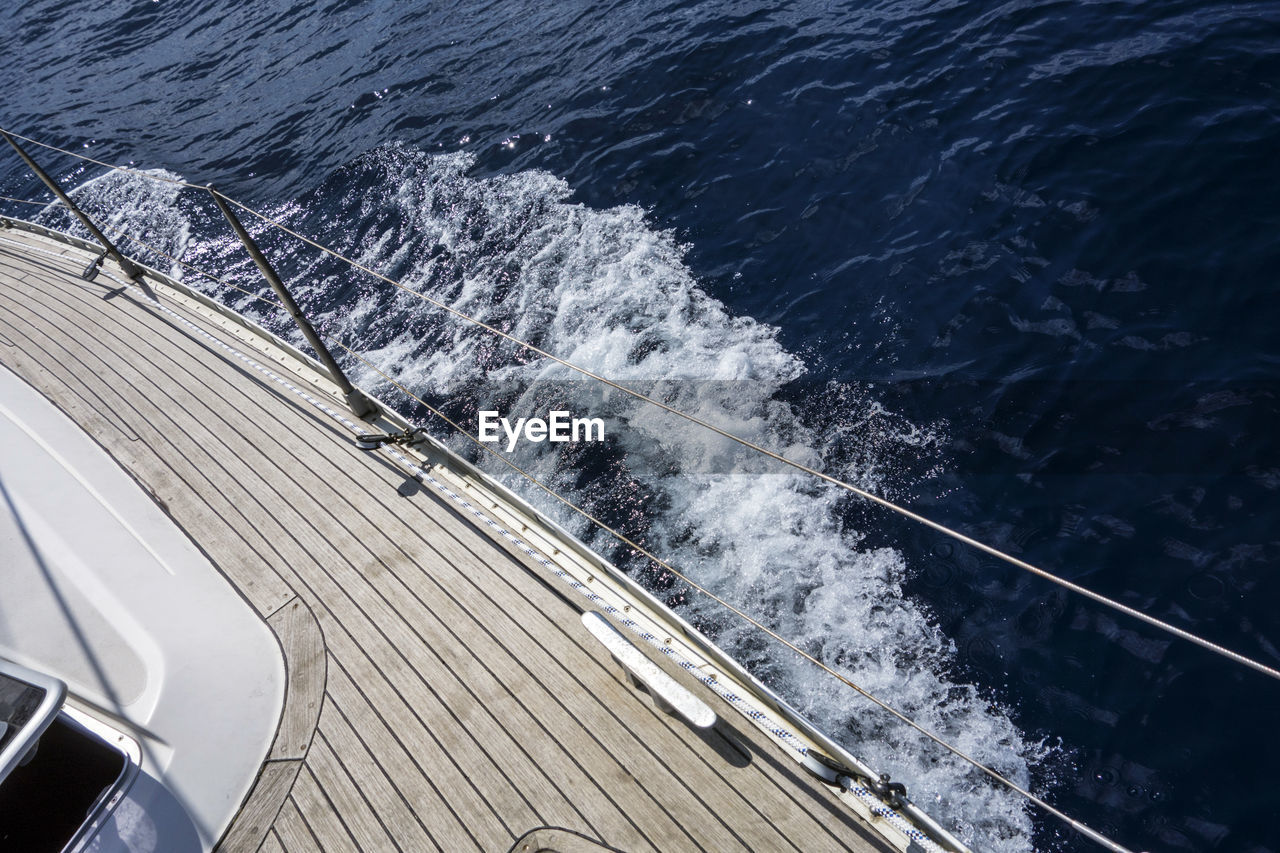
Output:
[[0, 224, 891, 853]]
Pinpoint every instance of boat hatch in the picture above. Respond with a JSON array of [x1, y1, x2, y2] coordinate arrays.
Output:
[[0, 659, 133, 853], [0, 658, 65, 784]]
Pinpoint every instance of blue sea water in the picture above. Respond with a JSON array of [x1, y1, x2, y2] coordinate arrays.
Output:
[[3, 1, 1280, 850]]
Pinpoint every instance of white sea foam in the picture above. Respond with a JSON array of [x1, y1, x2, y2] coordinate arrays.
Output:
[[37, 167, 192, 281], [54, 147, 1051, 851]]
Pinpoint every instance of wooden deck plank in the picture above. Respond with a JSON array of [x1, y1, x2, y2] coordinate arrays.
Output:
[[290, 765, 360, 852], [257, 829, 285, 853], [312, 603, 543, 844], [0, 228, 895, 853], [14, 263, 701, 847], [214, 760, 302, 853], [5, 262, 706, 845], [272, 797, 323, 853], [131, 306, 835, 851], [267, 597, 327, 761], [305, 731, 398, 852], [249, 422, 856, 851], [231, 484, 755, 848], [0, 268, 529, 849], [317, 696, 441, 853], [322, 655, 490, 853], [315, 536, 752, 851], [91, 266, 864, 849], [114, 321, 697, 849]]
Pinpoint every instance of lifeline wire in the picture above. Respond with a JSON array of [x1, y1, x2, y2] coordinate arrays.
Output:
[[61, 226, 1123, 852], [5, 128, 1274, 686], [107, 225, 285, 312], [2, 222, 1131, 853], [0, 194, 51, 207], [3, 125, 1275, 683], [0, 187, 285, 312], [0, 129, 201, 189], [216, 191, 1280, 685], [320, 336, 1132, 853], [9, 231, 948, 853]]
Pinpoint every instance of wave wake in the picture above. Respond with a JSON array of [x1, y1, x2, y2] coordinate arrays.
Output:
[[46, 145, 1054, 851]]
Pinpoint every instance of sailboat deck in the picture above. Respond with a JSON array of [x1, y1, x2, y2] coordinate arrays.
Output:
[[0, 225, 891, 853]]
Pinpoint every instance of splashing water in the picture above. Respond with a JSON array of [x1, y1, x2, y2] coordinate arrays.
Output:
[[38, 167, 193, 280], [42, 145, 1057, 851]]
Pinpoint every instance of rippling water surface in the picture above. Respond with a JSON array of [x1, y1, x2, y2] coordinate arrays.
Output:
[[4, 1, 1280, 850]]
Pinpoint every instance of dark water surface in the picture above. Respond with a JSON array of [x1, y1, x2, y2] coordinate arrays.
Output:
[[4, 1, 1280, 850]]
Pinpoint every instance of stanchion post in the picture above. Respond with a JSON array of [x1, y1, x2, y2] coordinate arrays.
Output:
[[208, 185, 376, 419], [1, 130, 143, 281]]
